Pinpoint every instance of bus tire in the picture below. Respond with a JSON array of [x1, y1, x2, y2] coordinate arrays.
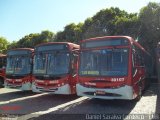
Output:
[[135, 85, 142, 102], [0, 78, 4, 88]]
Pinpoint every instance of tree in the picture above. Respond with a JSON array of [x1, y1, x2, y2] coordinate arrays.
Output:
[[9, 30, 55, 49], [40, 30, 55, 42], [81, 7, 139, 39], [54, 31, 66, 42], [138, 2, 160, 75], [7, 41, 18, 50], [114, 14, 140, 38], [54, 23, 83, 43], [0, 37, 9, 54], [138, 2, 160, 53]]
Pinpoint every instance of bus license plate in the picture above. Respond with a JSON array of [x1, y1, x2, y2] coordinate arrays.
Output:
[[96, 90, 105, 95]]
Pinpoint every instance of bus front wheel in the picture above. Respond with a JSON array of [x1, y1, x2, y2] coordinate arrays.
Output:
[[0, 78, 4, 88], [135, 85, 142, 102]]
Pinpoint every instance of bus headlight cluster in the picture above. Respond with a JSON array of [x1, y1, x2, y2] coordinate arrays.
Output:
[[57, 83, 64, 87], [15, 79, 22, 82], [85, 82, 96, 86], [6, 79, 12, 81], [49, 80, 58, 84], [35, 80, 44, 83]]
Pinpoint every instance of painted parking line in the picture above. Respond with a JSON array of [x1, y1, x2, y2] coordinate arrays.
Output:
[[0, 88, 20, 94], [18, 96, 89, 120], [0, 93, 48, 105]]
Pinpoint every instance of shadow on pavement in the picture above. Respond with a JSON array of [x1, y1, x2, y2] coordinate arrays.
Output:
[[0, 94, 79, 115], [0, 90, 36, 102], [33, 83, 160, 120], [32, 97, 137, 120]]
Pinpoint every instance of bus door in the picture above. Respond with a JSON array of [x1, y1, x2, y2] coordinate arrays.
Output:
[[132, 49, 145, 93]]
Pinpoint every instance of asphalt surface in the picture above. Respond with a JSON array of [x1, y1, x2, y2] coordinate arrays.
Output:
[[0, 83, 159, 120]]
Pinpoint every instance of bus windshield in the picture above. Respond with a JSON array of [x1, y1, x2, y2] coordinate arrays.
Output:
[[6, 55, 31, 75], [33, 51, 70, 76], [79, 48, 128, 76]]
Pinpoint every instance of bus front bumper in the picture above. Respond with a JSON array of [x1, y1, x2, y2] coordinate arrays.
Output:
[[76, 84, 134, 100], [4, 82, 31, 91], [32, 83, 71, 94]]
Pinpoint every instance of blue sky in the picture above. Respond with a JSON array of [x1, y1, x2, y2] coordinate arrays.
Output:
[[0, 0, 160, 42]]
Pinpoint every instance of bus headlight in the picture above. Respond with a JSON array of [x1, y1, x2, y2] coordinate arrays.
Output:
[[16, 79, 22, 82], [35, 80, 44, 83], [6, 79, 12, 81], [49, 80, 58, 84]]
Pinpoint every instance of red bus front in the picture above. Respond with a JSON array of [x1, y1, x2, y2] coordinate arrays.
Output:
[[4, 48, 34, 90], [32, 42, 79, 94], [76, 36, 144, 100]]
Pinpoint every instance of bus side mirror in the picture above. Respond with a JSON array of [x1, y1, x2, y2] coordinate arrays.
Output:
[[72, 49, 80, 54]]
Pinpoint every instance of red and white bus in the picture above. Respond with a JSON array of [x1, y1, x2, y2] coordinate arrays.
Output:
[[76, 36, 152, 100], [0, 54, 6, 87], [5, 48, 34, 90], [32, 42, 79, 94]]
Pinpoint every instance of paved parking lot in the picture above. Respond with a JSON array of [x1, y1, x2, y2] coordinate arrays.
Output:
[[0, 83, 159, 120]]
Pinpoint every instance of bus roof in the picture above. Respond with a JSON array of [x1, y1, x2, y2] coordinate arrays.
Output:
[[81, 36, 132, 42], [8, 48, 34, 53], [81, 36, 149, 55], [35, 42, 79, 50], [0, 54, 6, 57]]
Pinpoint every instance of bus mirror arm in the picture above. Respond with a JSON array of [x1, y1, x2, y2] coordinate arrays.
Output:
[[71, 69, 77, 77], [72, 74, 77, 78]]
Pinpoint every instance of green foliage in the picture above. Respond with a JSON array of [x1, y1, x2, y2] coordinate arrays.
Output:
[[54, 7, 139, 43], [54, 23, 83, 43], [8, 30, 55, 49], [81, 7, 139, 40], [0, 37, 9, 54], [115, 14, 140, 38], [138, 2, 160, 53], [7, 41, 18, 50]]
